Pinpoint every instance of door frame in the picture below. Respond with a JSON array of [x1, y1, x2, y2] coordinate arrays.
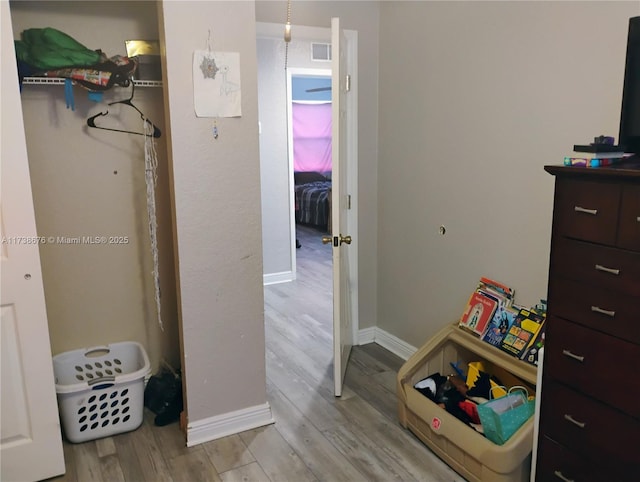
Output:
[[256, 22, 359, 343]]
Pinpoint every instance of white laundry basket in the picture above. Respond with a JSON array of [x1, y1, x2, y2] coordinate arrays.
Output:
[[52, 341, 150, 443]]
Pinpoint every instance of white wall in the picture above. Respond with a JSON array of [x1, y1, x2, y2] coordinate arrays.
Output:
[[159, 0, 272, 439], [377, 1, 640, 346]]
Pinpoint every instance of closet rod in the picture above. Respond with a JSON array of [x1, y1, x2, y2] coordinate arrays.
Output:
[[22, 77, 163, 88]]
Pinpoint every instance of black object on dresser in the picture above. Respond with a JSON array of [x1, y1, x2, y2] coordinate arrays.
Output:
[[536, 161, 640, 482]]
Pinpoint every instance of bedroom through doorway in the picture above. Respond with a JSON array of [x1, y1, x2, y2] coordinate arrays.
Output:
[[257, 23, 337, 396], [257, 19, 359, 398], [289, 69, 333, 254]]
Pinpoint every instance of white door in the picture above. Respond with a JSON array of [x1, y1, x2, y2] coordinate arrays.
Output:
[[330, 17, 354, 397], [1, 3, 66, 480]]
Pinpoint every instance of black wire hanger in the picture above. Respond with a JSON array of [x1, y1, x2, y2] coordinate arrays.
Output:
[[86, 81, 161, 138]]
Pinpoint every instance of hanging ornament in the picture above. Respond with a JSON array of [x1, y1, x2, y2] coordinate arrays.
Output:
[[200, 29, 219, 79], [200, 56, 219, 79]]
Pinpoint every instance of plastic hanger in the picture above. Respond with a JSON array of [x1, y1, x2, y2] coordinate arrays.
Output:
[[86, 81, 161, 138]]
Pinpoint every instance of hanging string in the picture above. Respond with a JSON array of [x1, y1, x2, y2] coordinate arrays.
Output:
[[201, 28, 219, 81], [144, 117, 163, 331], [284, 0, 292, 69]]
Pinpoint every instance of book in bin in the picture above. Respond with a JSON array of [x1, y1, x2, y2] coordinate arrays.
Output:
[[521, 321, 546, 366], [476, 277, 515, 307], [459, 291, 498, 337], [499, 308, 545, 358], [481, 305, 520, 348]]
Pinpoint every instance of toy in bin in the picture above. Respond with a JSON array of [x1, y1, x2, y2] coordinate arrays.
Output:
[[413, 359, 533, 436], [52, 341, 150, 443], [466, 361, 507, 399], [414, 373, 481, 427], [477, 386, 535, 445]]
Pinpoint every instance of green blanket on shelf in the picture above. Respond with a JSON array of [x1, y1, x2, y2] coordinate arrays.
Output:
[[15, 27, 101, 70]]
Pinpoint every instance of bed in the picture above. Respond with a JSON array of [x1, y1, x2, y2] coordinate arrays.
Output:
[[294, 171, 331, 230]]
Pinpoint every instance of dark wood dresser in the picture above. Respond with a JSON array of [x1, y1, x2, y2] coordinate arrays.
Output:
[[536, 161, 640, 481]]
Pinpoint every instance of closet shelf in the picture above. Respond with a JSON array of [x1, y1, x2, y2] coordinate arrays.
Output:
[[22, 77, 163, 87]]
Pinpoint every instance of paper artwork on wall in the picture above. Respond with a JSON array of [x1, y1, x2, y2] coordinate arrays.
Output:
[[193, 50, 241, 118]]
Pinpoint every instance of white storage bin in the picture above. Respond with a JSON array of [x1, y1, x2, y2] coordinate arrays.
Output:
[[53, 341, 150, 443]]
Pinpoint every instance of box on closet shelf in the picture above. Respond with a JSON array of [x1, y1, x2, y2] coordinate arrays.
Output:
[[125, 40, 161, 81]]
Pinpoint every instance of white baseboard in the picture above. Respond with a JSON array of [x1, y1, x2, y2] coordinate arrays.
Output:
[[186, 402, 274, 447], [358, 326, 417, 361], [184, 331, 412, 447], [357, 327, 376, 345], [263, 271, 295, 286]]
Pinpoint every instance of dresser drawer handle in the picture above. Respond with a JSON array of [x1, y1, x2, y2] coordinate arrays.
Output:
[[563, 414, 586, 428], [574, 206, 598, 215], [562, 349, 585, 362], [554, 470, 575, 482], [591, 306, 616, 317], [594, 264, 620, 275]]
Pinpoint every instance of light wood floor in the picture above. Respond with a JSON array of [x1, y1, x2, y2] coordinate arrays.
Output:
[[45, 224, 464, 482]]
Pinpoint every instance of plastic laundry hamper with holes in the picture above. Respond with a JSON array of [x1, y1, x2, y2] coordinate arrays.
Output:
[[52, 341, 150, 443]]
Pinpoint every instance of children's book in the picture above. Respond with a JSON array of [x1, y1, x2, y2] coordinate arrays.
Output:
[[499, 308, 545, 358], [459, 290, 498, 337], [476, 277, 515, 308], [481, 305, 519, 348], [521, 320, 546, 366]]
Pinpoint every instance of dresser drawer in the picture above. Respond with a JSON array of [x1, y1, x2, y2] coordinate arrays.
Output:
[[551, 237, 640, 297], [539, 380, 640, 472], [618, 183, 640, 251], [548, 277, 640, 343], [536, 436, 631, 482], [544, 316, 640, 417], [553, 177, 620, 245]]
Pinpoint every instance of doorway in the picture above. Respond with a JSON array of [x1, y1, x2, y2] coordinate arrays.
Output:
[[256, 22, 338, 286], [256, 20, 359, 393]]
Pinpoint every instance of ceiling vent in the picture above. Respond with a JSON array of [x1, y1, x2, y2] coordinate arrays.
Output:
[[311, 43, 332, 62]]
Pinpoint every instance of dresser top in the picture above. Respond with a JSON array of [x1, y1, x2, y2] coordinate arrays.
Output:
[[545, 155, 640, 180]]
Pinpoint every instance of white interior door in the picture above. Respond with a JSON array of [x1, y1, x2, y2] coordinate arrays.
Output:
[[331, 17, 354, 397], [1, 3, 66, 480]]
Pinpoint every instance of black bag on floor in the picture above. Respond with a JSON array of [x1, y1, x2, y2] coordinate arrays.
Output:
[[144, 366, 183, 427]]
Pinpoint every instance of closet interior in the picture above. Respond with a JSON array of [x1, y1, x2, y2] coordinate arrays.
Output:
[[10, 0, 180, 374]]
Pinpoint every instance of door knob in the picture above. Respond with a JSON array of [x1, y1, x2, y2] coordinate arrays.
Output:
[[322, 235, 351, 245]]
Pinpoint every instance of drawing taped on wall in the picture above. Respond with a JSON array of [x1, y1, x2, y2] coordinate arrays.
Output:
[[193, 50, 242, 118]]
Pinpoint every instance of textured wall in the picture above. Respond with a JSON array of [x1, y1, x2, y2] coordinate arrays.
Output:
[[160, 0, 268, 425], [376, 1, 639, 347]]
